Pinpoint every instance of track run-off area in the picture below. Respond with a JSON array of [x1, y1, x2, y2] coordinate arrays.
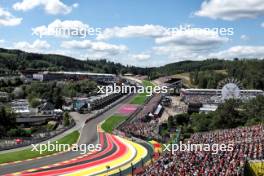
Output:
[[0, 80, 155, 176]]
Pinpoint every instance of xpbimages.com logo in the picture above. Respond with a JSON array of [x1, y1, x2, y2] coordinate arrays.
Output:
[[97, 83, 168, 96], [31, 142, 102, 154], [163, 142, 234, 155]]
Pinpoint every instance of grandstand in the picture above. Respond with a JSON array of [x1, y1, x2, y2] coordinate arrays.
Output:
[[31, 71, 116, 83], [120, 94, 164, 141], [73, 92, 123, 112], [180, 84, 264, 114], [138, 124, 264, 176], [180, 88, 264, 105]]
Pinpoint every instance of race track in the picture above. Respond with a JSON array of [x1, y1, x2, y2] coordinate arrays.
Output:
[[0, 94, 151, 176]]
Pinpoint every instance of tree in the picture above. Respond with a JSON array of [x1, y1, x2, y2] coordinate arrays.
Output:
[[175, 113, 190, 125], [0, 107, 16, 134], [13, 87, 25, 99], [213, 99, 244, 129], [0, 107, 15, 128], [52, 87, 64, 109], [243, 95, 264, 124], [29, 98, 41, 108], [167, 116, 174, 129], [63, 112, 70, 126], [191, 113, 211, 132]]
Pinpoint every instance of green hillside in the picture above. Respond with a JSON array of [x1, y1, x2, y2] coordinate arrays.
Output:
[[1, 48, 264, 90], [0, 48, 147, 75], [150, 59, 264, 90]]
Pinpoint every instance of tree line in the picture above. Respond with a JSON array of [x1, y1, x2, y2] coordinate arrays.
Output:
[[0, 48, 148, 75], [149, 59, 264, 90]]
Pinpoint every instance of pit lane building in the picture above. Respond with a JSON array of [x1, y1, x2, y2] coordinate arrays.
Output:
[[32, 71, 116, 83]]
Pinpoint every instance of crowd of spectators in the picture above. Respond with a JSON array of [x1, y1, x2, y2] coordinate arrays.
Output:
[[182, 94, 218, 104], [121, 94, 163, 140], [138, 124, 264, 176], [181, 90, 264, 105]]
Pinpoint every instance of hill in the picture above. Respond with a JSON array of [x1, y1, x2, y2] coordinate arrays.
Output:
[[0, 48, 148, 75], [150, 59, 264, 90], [0, 48, 264, 90]]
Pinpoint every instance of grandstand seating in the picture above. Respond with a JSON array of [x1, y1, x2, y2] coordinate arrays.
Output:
[[120, 94, 163, 141], [138, 124, 264, 176]]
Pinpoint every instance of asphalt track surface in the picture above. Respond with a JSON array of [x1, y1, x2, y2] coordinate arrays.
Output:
[[11, 133, 127, 176], [0, 94, 136, 175]]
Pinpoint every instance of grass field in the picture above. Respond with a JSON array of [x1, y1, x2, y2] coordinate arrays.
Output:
[[142, 80, 155, 87], [101, 80, 155, 133], [101, 115, 127, 133], [130, 80, 155, 105], [129, 95, 148, 104], [0, 130, 80, 164]]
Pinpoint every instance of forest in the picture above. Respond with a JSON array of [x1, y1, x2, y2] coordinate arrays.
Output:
[[1, 48, 264, 90], [0, 48, 148, 75]]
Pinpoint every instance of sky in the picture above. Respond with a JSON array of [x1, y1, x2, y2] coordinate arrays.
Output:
[[1, 0, 264, 67]]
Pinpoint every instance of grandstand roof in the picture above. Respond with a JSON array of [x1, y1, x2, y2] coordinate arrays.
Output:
[[43, 71, 115, 76], [181, 88, 264, 93]]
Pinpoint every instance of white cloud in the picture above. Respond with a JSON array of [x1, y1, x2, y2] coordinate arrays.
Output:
[[13, 39, 50, 52], [72, 3, 79, 8], [94, 25, 231, 64], [208, 46, 264, 59], [13, 0, 77, 15], [131, 53, 151, 61], [96, 24, 167, 40], [195, 0, 264, 20], [261, 22, 264, 28], [61, 40, 128, 56], [32, 19, 95, 38], [150, 44, 264, 66], [153, 45, 264, 63], [97, 25, 229, 52], [153, 45, 206, 62], [152, 28, 229, 63], [155, 28, 229, 50], [61, 40, 92, 49], [240, 35, 249, 41], [0, 7, 22, 26], [0, 39, 5, 47]]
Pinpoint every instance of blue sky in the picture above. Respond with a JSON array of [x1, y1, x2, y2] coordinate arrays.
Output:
[[1, 0, 264, 67]]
